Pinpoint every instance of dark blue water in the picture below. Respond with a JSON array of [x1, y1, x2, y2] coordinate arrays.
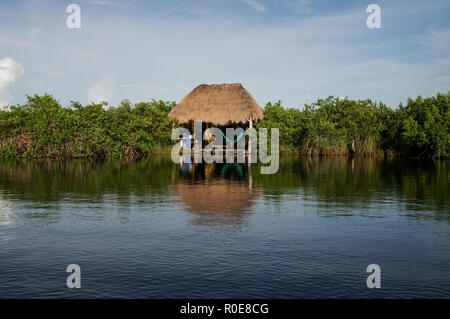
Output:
[[0, 157, 449, 298]]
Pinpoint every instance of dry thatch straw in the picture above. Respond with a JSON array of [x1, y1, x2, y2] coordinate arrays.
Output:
[[168, 83, 264, 126]]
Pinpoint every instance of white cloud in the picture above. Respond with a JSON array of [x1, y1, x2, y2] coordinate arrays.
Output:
[[244, 0, 266, 12], [1, 0, 448, 108], [29, 26, 41, 37], [0, 197, 14, 226], [420, 27, 450, 54], [0, 57, 24, 106], [87, 77, 117, 104], [0, 37, 36, 47], [293, 0, 313, 14], [122, 83, 153, 88], [88, 0, 111, 5]]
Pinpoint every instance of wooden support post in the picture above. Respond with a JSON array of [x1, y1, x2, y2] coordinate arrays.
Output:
[[248, 163, 253, 191], [248, 115, 253, 165]]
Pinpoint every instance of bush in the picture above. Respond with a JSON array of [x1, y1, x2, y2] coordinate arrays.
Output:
[[0, 94, 175, 158], [259, 92, 449, 158], [1, 91, 448, 159]]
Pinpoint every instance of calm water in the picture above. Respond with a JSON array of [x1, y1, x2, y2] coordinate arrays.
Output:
[[0, 157, 449, 298]]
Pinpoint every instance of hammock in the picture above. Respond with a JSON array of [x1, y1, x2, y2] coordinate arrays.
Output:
[[220, 163, 244, 178], [220, 130, 244, 144]]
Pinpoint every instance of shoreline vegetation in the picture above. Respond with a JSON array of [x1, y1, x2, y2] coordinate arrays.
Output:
[[0, 92, 448, 159]]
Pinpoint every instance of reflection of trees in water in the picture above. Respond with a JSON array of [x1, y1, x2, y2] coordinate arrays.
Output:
[[0, 157, 447, 225], [0, 157, 178, 202], [0, 157, 179, 224], [253, 157, 449, 214]]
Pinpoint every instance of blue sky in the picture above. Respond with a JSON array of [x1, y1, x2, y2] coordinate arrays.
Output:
[[0, 0, 449, 108]]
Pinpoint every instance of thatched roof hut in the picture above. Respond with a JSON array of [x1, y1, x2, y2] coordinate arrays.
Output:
[[168, 83, 264, 126]]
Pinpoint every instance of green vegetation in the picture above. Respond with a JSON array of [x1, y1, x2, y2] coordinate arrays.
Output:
[[0, 94, 175, 159], [0, 91, 448, 158], [257, 91, 450, 158]]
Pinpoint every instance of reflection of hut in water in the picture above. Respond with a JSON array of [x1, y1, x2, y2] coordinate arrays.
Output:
[[180, 161, 246, 181], [175, 180, 262, 228]]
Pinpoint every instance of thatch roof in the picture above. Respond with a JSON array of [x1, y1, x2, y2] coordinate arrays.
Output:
[[168, 83, 264, 126]]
